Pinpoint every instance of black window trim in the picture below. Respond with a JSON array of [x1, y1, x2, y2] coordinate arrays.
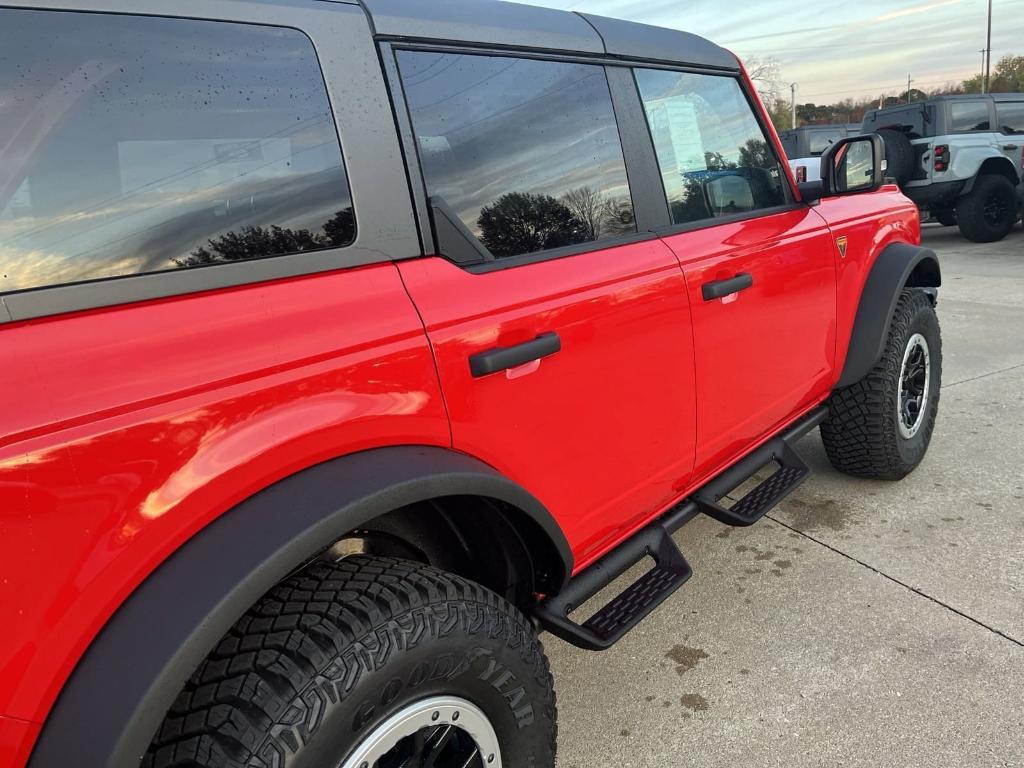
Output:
[[0, 0, 419, 325], [385, 40, 760, 273]]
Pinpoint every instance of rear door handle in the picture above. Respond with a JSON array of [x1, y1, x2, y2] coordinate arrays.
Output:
[[702, 273, 753, 301], [469, 332, 561, 378]]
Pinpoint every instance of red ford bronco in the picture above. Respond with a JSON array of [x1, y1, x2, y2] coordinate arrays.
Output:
[[0, 1, 941, 766]]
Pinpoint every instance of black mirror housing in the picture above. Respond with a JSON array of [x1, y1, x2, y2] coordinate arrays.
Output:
[[818, 134, 886, 198], [797, 180, 824, 204]]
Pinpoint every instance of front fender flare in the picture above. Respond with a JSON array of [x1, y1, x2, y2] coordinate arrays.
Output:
[[29, 446, 571, 768], [836, 242, 941, 389]]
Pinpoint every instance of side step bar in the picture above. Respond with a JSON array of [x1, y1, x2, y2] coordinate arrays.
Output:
[[533, 407, 826, 651], [693, 407, 827, 526], [533, 502, 699, 651]]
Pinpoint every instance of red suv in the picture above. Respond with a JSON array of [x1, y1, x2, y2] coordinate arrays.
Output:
[[0, 1, 941, 766]]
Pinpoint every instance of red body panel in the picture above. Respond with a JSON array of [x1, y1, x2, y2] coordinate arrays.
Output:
[[661, 207, 838, 481], [0, 717, 39, 768], [811, 185, 922, 370], [0, 30, 924, 767], [398, 241, 698, 567], [0, 265, 449, 723]]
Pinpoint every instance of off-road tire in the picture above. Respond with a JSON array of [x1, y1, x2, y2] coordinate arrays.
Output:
[[875, 128, 915, 185], [145, 556, 557, 768], [931, 206, 957, 227], [956, 174, 1018, 243], [821, 290, 941, 480]]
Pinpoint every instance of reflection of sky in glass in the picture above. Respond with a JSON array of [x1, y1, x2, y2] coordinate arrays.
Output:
[[0, 10, 351, 293], [397, 51, 632, 238]]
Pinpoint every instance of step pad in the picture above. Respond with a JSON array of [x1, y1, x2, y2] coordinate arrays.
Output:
[[695, 441, 811, 527], [532, 504, 696, 651], [727, 463, 808, 520], [584, 560, 689, 640]]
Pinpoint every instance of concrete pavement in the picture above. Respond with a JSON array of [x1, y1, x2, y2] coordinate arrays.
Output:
[[548, 223, 1024, 767]]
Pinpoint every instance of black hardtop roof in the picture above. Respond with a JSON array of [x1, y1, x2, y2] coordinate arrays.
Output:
[[868, 92, 1024, 114], [357, 0, 739, 70]]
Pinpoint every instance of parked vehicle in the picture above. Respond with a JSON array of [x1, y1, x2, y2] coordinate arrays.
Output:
[[0, 1, 942, 766], [779, 123, 863, 159], [862, 94, 1024, 241]]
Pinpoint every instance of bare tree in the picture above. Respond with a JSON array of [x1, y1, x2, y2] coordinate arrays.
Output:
[[600, 198, 636, 236], [744, 56, 782, 111], [561, 186, 605, 241]]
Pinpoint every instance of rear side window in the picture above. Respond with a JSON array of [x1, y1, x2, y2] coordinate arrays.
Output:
[[950, 101, 991, 132], [808, 131, 843, 155], [634, 69, 787, 226], [0, 10, 352, 294], [397, 51, 635, 260], [996, 102, 1024, 135]]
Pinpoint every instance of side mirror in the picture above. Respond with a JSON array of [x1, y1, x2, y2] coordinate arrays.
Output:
[[820, 134, 885, 197]]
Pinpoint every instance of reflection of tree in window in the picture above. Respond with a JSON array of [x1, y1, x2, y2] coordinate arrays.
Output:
[[177, 208, 354, 266], [477, 193, 586, 258], [397, 51, 635, 260], [635, 68, 785, 226]]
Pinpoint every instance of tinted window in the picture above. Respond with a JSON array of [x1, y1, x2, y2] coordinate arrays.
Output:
[[996, 102, 1024, 135], [950, 101, 991, 132], [397, 51, 634, 260], [808, 130, 843, 155], [635, 69, 786, 225], [0, 10, 352, 294]]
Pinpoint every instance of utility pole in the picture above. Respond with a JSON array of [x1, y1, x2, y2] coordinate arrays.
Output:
[[980, 49, 988, 93], [790, 82, 797, 129], [983, 0, 993, 94], [906, 74, 913, 104]]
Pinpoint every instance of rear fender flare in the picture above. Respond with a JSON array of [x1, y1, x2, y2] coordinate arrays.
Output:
[[28, 446, 571, 768], [959, 153, 1021, 194], [835, 242, 941, 389]]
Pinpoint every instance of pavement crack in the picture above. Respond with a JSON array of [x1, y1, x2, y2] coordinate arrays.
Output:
[[947, 361, 1024, 388], [766, 514, 1024, 649]]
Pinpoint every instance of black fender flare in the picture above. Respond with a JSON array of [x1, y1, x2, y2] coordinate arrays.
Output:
[[835, 242, 941, 390], [29, 446, 572, 768]]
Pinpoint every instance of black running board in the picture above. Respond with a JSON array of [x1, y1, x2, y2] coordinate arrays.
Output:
[[693, 407, 827, 526], [532, 502, 698, 651], [533, 407, 826, 650]]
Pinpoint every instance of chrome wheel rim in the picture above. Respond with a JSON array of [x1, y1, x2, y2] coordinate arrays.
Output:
[[339, 696, 502, 768], [898, 333, 930, 439]]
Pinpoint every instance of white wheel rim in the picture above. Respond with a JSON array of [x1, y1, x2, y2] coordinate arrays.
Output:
[[338, 696, 502, 768]]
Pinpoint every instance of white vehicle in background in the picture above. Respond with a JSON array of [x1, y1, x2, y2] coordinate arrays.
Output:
[[861, 93, 1024, 242]]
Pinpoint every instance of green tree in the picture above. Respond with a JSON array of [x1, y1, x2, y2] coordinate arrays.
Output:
[[963, 55, 1024, 92]]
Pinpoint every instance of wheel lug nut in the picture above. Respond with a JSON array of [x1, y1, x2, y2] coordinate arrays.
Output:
[[452, 711, 460, 721], [431, 711, 439, 721]]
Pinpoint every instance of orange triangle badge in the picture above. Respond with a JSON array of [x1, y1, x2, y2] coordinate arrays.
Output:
[[836, 235, 849, 259]]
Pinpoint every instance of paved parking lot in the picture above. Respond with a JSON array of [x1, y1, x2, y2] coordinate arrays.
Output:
[[549, 224, 1024, 767]]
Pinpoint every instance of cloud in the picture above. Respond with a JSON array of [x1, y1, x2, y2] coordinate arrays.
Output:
[[873, 0, 961, 23]]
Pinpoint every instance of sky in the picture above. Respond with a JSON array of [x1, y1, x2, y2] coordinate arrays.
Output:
[[523, 0, 1024, 104]]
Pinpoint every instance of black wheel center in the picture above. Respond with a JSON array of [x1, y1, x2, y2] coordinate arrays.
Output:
[[983, 193, 1009, 225], [899, 342, 928, 432], [377, 724, 484, 768]]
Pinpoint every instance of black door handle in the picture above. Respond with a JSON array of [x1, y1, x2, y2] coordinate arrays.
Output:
[[469, 332, 561, 378], [702, 273, 753, 301], [1003, 144, 1019, 151]]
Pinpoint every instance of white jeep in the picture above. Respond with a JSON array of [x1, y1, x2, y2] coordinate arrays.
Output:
[[861, 94, 1024, 242]]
